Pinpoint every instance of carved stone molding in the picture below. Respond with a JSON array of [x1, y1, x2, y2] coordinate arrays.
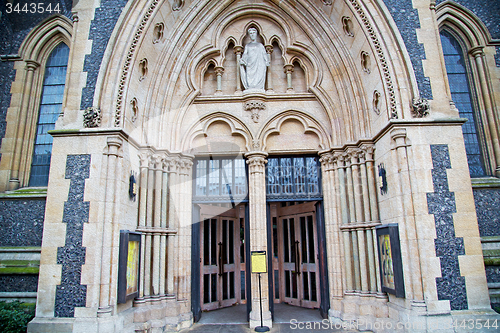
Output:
[[411, 98, 429, 118], [83, 107, 101, 128], [347, 0, 398, 119], [244, 100, 266, 123], [115, 0, 160, 127]]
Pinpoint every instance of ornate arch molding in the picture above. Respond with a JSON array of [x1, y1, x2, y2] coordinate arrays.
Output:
[[183, 113, 253, 154], [0, 15, 73, 191], [436, 1, 497, 47], [259, 110, 330, 153], [18, 14, 73, 61]]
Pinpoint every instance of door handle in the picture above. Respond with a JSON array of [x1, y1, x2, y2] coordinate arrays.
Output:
[[218, 242, 223, 276], [295, 241, 300, 275]]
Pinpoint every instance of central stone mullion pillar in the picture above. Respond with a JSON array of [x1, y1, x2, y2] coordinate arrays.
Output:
[[245, 151, 272, 329]]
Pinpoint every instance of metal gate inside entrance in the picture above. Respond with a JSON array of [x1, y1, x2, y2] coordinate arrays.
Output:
[[199, 204, 246, 311], [270, 201, 320, 308]]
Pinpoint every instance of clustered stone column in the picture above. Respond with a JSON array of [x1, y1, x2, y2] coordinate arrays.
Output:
[[333, 145, 381, 296], [319, 152, 343, 312], [245, 151, 272, 329], [9, 60, 40, 190], [469, 47, 500, 177], [134, 150, 193, 307]]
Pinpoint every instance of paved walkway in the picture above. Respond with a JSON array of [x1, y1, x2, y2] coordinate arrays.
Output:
[[179, 304, 361, 332]]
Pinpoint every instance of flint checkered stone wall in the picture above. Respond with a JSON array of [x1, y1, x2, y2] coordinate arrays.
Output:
[[54, 154, 90, 318], [427, 144, 468, 310], [382, 0, 432, 99], [0, 199, 45, 246], [473, 188, 500, 237], [80, 0, 128, 109]]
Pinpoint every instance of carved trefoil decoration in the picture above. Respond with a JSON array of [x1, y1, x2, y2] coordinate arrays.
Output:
[[322, 0, 334, 5], [412, 98, 430, 118], [139, 58, 148, 81], [130, 98, 139, 122], [244, 100, 266, 123], [342, 16, 354, 37], [153, 22, 164, 44], [361, 51, 371, 74], [172, 0, 184, 11], [373, 90, 381, 115], [83, 107, 101, 128]]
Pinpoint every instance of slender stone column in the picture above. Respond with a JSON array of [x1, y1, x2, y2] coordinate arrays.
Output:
[[265, 45, 274, 92], [338, 155, 353, 292], [234, 46, 243, 93], [284, 64, 294, 92], [159, 156, 169, 298], [98, 136, 123, 316], [177, 157, 193, 301], [166, 157, 178, 297], [245, 151, 272, 329], [345, 152, 360, 291], [364, 146, 381, 293], [469, 47, 500, 177], [9, 60, 39, 190], [359, 148, 376, 292], [136, 152, 149, 303], [214, 66, 224, 95], [152, 155, 163, 298]]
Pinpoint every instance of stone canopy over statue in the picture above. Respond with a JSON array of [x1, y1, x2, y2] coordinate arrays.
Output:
[[240, 27, 270, 93]]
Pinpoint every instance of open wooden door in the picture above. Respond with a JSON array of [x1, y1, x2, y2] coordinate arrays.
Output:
[[272, 201, 320, 309], [199, 204, 246, 311]]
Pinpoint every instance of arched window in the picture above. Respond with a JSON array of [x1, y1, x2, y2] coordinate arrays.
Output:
[[29, 43, 70, 186], [440, 30, 486, 177]]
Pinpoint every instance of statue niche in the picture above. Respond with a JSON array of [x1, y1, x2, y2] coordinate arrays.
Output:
[[240, 27, 270, 93]]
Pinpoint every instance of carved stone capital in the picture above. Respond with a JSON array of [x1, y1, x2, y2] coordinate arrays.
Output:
[[214, 66, 225, 76], [283, 64, 294, 74], [25, 60, 40, 71], [265, 45, 274, 54], [469, 46, 484, 58], [245, 151, 268, 174], [233, 46, 244, 55]]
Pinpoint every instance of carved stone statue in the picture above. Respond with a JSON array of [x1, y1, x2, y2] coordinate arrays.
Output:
[[240, 28, 270, 92]]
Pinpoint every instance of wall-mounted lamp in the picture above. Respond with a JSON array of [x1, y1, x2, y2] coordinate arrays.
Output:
[[378, 163, 387, 195], [129, 172, 137, 200]]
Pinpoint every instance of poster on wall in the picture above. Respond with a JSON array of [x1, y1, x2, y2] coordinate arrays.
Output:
[[118, 231, 142, 303], [376, 224, 405, 298]]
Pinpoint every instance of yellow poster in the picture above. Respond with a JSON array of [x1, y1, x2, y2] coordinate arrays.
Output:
[[251, 251, 267, 273], [126, 240, 140, 295], [379, 234, 395, 290]]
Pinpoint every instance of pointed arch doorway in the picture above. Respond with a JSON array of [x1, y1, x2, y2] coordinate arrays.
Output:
[[265, 155, 330, 319]]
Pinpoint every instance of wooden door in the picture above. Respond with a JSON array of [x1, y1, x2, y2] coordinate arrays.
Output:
[[273, 202, 320, 309], [199, 204, 246, 311]]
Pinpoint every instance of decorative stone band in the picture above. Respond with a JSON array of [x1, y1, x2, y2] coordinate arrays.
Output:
[[426, 144, 468, 310], [54, 154, 91, 317]]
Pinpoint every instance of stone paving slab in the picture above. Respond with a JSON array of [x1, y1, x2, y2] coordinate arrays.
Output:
[[179, 323, 361, 332]]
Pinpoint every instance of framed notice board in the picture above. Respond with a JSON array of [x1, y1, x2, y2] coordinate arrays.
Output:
[[251, 251, 267, 273], [117, 231, 141, 303], [376, 224, 405, 298]]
